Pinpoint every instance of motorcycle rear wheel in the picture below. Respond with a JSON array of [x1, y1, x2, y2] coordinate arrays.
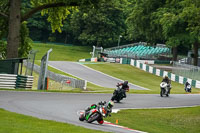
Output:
[[97, 118, 104, 124]]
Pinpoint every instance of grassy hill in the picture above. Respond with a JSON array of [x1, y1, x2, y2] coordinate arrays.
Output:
[[33, 43, 92, 61]]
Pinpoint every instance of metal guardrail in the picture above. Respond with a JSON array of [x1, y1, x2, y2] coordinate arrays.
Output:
[[0, 74, 17, 89], [16, 75, 34, 89], [24, 61, 87, 90]]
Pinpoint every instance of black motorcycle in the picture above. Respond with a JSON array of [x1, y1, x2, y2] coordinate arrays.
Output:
[[78, 105, 107, 124], [111, 86, 126, 102]]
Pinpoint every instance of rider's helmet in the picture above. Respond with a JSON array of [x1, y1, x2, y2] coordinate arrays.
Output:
[[123, 81, 128, 86], [164, 75, 168, 79], [107, 101, 114, 109]]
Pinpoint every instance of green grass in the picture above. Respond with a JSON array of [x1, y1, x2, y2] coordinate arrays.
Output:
[[105, 106, 200, 133], [85, 63, 200, 94], [33, 43, 92, 61], [0, 108, 107, 133]]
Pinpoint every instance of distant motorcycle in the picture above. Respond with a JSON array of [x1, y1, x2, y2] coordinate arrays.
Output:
[[78, 105, 107, 124], [185, 84, 192, 93], [160, 82, 170, 97], [111, 86, 126, 102]]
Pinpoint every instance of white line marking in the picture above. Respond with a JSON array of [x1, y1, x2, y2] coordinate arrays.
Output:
[[112, 105, 200, 113]]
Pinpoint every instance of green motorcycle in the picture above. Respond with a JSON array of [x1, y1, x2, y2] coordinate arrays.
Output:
[[79, 106, 107, 124]]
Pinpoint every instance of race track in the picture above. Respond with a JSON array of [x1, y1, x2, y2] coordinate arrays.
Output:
[[48, 61, 148, 90], [0, 91, 200, 133]]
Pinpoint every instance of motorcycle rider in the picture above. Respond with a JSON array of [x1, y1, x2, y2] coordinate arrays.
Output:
[[116, 81, 129, 98], [85, 101, 114, 123], [185, 81, 191, 92], [162, 75, 171, 93]]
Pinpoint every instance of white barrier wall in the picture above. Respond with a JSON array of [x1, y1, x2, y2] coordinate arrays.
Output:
[[122, 58, 200, 88]]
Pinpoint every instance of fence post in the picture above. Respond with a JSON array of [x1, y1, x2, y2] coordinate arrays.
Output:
[[84, 80, 87, 90]]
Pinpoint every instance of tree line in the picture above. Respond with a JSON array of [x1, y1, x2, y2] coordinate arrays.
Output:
[[0, 0, 199, 65]]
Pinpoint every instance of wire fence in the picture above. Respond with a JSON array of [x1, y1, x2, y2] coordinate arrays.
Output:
[[25, 50, 38, 76], [24, 61, 87, 90], [172, 61, 200, 81]]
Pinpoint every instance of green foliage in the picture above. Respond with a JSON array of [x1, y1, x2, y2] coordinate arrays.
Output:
[[126, 0, 200, 56], [179, 0, 200, 41], [30, 0, 102, 33], [18, 22, 33, 57], [0, 40, 6, 59], [41, 7, 71, 33], [0, 0, 9, 39], [155, 0, 191, 47], [27, 0, 129, 46], [126, 0, 165, 43], [27, 12, 52, 42], [70, 0, 127, 47]]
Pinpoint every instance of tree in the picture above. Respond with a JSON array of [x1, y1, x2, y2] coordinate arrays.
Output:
[[70, 0, 127, 47], [154, 0, 191, 61], [179, 0, 200, 66], [0, 0, 8, 59], [6, 0, 21, 59], [126, 0, 199, 64], [0, 0, 101, 58], [0, 0, 8, 40], [157, 0, 200, 64], [27, 12, 52, 42], [126, 0, 165, 44]]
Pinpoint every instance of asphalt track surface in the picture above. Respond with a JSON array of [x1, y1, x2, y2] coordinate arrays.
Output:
[[48, 61, 148, 90], [0, 91, 200, 133]]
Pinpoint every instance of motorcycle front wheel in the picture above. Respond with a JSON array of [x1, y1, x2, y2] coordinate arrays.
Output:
[[160, 89, 164, 97], [79, 114, 85, 121]]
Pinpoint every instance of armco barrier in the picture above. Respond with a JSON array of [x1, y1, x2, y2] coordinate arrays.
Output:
[[16, 75, 34, 89], [0, 74, 17, 89], [121, 58, 200, 88], [79, 58, 97, 62], [24, 62, 87, 90], [0, 74, 34, 89]]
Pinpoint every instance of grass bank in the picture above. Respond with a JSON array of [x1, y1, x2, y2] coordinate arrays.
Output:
[[0, 108, 107, 133], [33, 43, 92, 61], [85, 63, 200, 94], [105, 106, 200, 133]]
